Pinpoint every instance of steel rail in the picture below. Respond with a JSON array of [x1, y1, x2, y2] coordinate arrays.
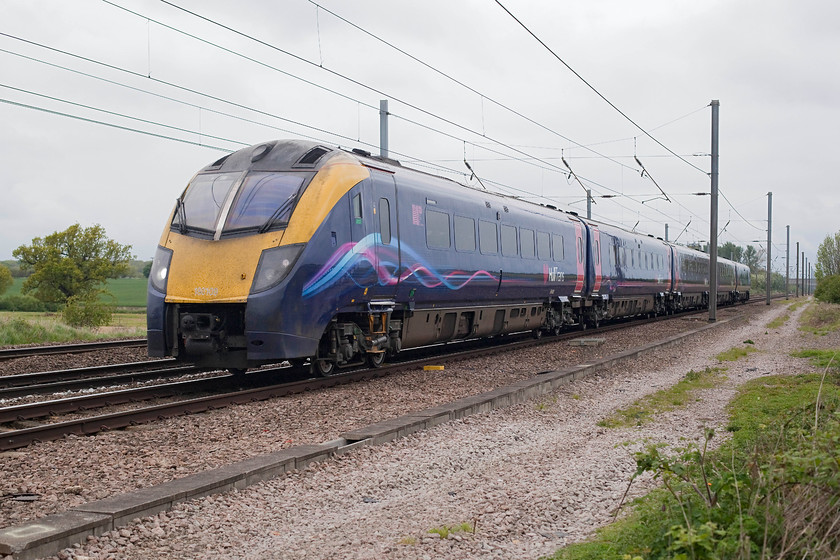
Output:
[[0, 359, 182, 388], [0, 363, 205, 400], [0, 338, 147, 361], [0, 297, 775, 451]]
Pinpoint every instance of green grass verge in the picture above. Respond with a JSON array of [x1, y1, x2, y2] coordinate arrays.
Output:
[[790, 349, 840, 371], [549, 372, 840, 560], [799, 303, 840, 336], [0, 312, 146, 345], [597, 367, 726, 429]]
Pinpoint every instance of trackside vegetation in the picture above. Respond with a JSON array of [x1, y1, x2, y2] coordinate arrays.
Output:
[[549, 316, 840, 560], [549, 367, 840, 560]]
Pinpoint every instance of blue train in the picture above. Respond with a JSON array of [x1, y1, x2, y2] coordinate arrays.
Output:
[[147, 140, 750, 374]]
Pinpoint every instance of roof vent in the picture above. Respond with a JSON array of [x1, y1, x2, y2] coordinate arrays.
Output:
[[352, 148, 372, 158], [251, 143, 273, 163], [207, 153, 231, 170], [296, 146, 331, 167]]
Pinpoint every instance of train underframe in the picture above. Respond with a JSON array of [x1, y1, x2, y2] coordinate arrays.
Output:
[[161, 288, 748, 374]]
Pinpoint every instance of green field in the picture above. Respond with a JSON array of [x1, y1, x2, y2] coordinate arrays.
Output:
[[5, 277, 148, 308]]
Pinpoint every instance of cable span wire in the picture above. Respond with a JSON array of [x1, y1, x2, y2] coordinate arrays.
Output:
[[111, 1, 585, 184], [305, 0, 639, 174], [0, 83, 249, 148], [0, 22, 703, 237], [0, 97, 232, 151], [493, 0, 708, 178]]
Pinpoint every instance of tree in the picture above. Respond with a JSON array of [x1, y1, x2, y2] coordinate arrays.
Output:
[[13, 224, 133, 304], [0, 264, 12, 296], [742, 245, 764, 272], [815, 231, 840, 282], [815, 275, 840, 304], [718, 241, 744, 263]]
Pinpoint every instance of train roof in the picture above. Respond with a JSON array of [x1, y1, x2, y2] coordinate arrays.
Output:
[[198, 140, 740, 267]]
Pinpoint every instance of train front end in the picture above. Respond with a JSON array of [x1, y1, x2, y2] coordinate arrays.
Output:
[[146, 140, 367, 370]]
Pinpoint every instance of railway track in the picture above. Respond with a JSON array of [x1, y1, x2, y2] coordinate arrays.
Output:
[[0, 298, 775, 451], [0, 338, 147, 361], [0, 361, 205, 399]]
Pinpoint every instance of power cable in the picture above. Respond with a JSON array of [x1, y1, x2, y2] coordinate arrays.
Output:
[[113, 1, 584, 184], [494, 0, 707, 178]]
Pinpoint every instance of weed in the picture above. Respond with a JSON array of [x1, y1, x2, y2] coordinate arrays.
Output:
[[766, 314, 789, 329], [397, 536, 417, 546], [428, 521, 475, 539], [598, 367, 726, 428], [572, 394, 581, 400], [536, 402, 550, 412], [716, 345, 758, 362]]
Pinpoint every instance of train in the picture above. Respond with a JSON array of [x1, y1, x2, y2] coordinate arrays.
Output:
[[147, 139, 750, 374]]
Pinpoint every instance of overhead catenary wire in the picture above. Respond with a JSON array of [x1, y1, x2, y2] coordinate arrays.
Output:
[[116, 1, 586, 185], [0, 9, 717, 239], [493, 0, 707, 178]]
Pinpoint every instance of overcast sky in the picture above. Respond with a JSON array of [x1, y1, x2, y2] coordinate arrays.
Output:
[[1, 0, 838, 277]]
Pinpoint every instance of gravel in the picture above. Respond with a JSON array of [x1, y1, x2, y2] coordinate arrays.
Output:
[[1, 300, 831, 559]]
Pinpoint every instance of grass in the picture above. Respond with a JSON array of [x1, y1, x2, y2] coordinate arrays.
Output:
[[428, 522, 474, 539], [716, 344, 758, 362], [597, 367, 726, 428], [799, 302, 840, 336], [766, 314, 789, 329], [0, 311, 146, 345], [790, 348, 840, 370], [2, 277, 147, 309], [549, 372, 840, 560]]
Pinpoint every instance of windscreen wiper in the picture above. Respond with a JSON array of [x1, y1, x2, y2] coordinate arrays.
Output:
[[259, 193, 297, 234], [175, 198, 187, 234]]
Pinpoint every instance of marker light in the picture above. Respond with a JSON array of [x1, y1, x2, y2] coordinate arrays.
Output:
[[149, 246, 174, 294], [250, 244, 305, 294]]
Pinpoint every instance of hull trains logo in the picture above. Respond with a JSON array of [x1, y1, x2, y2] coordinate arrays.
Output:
[[302, 234, 499, 298]]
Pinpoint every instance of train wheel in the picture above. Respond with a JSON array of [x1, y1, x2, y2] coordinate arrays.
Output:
[[532, 329, 543, 339], [228, 368, 247, 375], [366, 352, 385, 368], [551, 326, 562, 336], [313, 359, 336, 377]]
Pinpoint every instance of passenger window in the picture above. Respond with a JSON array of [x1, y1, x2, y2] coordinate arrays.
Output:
[[537, 232, 550, 260], [454, 216, 476, 252], [552, 234, 564, 261], [521, 229, 535, 259], [378, 198, 391, 244], [501, 225, 518, 256], [426, 209, 450, 249], [352, 193, 362, 223], [577, 237, 584, 263], [479, 220, 498, 254], [594, 240, 601, 265]]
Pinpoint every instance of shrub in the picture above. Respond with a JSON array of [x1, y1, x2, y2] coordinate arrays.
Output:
[[0, 294, 48, 311], [815, 274, 840, 304], [62, 291, 115, 328]]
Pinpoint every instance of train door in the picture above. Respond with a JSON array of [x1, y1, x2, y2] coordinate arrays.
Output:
[[349, 183, 367, 244], [590, 226, 602, 294], [572, 219, 586, 295], [368, 169, 400, 301]]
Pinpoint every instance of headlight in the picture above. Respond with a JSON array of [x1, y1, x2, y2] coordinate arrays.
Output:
[[250, 244, 305, 294], [149, 245, 174, 293]]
